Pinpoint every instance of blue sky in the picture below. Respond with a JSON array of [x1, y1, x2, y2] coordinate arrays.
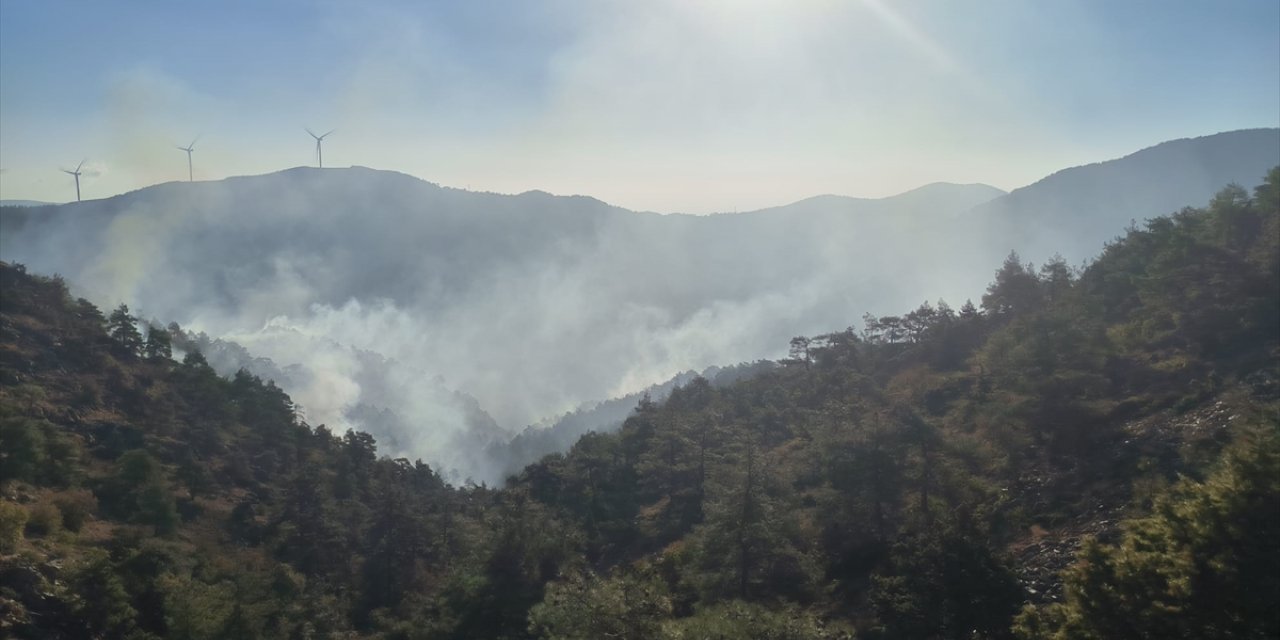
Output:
[[1, 0, 1277, 211]]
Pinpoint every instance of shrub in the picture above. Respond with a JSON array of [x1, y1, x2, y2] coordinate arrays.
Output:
[[53, 489, 97, 532], [24, 501, 61, 537], [0, 501, 28, 552]]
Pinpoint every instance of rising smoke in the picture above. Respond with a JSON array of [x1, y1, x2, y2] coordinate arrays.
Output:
[[1, 129, 1275, 483]]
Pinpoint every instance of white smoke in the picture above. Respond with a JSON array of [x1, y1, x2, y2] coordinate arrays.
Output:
[[2, 130, 1275, 482]]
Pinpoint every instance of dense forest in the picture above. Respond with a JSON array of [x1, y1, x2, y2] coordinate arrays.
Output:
[[1, 170, 1278, 639]]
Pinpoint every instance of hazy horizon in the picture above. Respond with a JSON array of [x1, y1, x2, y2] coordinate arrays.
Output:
[[2, 1, 1277, 212], [0, 126, 1268, 215], [6, 163, 1016, 214]]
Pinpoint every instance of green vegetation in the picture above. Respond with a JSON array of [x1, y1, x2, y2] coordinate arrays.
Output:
[[1014, 428, 1280, 639], [0, 171, 1277, 638]]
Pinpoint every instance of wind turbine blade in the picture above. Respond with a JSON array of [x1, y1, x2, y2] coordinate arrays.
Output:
[[190, 134, 201, 148], [322, 129, 335, 139], [306, 127, 318, 139], [76, 159, 86, 172]]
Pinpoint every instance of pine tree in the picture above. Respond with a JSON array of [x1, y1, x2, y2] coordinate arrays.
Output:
[[982, 252, 1043, 316], [143, 326, 173, 360], [107, 304, 143, 357]]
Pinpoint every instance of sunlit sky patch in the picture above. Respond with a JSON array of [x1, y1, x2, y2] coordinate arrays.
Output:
[[1, 0, 1276, 212]]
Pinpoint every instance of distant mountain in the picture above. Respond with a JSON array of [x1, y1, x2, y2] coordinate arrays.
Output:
[[0, 129, 1275, 482], [0, 200, 56, 207], [751, 182, 1006, 218], [970, 128, 1280, 264]]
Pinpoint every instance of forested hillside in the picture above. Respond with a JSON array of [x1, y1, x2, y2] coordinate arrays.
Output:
[[2, 130, 1274, 485], [1, 170, 1277, 639]]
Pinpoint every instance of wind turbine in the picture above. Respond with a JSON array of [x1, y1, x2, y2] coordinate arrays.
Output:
[[306, 127, 334, 168], [176, 135, 200, 181], [61, 160, 85, 202]]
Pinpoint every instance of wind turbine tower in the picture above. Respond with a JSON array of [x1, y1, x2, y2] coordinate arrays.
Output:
[[177, 136, 199, 181], [61, 160, 85, 202], [306, 128, 334, 168]]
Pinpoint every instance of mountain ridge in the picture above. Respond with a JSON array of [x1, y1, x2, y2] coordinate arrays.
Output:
[[3, 165, 1008, 219], [3, 128, 1273, 222], [1, 129, 1275, 483], [964, 127, 1280, 264]]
